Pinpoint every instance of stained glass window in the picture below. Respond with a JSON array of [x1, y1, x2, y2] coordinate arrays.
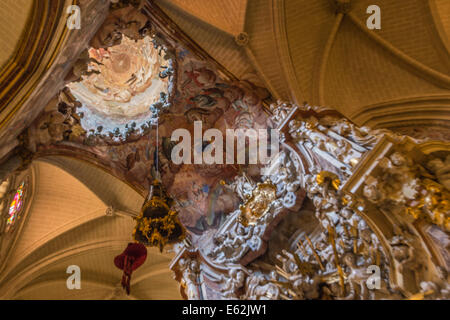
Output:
[[6, 181, 25, 228]]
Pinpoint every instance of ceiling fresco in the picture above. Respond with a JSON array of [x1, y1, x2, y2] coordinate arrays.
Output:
[[25, 2, 270, 244], [0, 0, 449, 301], [68, 35, 174, 139]]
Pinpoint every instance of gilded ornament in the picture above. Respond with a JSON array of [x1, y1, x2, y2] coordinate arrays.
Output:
[[133, 180, 185, 251], [238, 180, 277, 227], [316, 171, 341, 190], [404, 178, 450, 231]]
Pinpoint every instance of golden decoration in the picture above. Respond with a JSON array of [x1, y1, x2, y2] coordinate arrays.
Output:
[[294, 258, 316, 277], [304, 235, 325, 271], [133, 180, 185, 251], [321, 270, 348, 285], [316, 171, 341, 190], [341, 196, 350, 206], [238, 180, 277, 227], [327, 226, 346, 297], [296, 238, 308, 257], [406, 290, 434, 300], [405, 178, 450, 232], [351, 220, 358, 254]]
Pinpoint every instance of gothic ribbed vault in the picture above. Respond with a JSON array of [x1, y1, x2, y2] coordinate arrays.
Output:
[[0, 0, 449, 301], [157, 0, 450, 131], [0, 158, 181, 300]]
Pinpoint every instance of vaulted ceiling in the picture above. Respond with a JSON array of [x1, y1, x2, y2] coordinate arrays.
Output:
[[0, 0, 448, 160], [156, 0, 450, 130], [0, 158, 181, 299], [0, 0, 33, 69], [0, 0, 111, 161], [0, 0, 449, 300]]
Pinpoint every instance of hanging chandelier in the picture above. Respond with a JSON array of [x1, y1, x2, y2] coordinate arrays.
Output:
[[114, 115, 185, 295], [133, 179, 185, 252], [114, 180, 185, 295]]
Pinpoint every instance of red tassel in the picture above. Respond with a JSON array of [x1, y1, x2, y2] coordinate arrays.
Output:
[[121, 256, 134, 295], [114, 243, 147, 295]]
